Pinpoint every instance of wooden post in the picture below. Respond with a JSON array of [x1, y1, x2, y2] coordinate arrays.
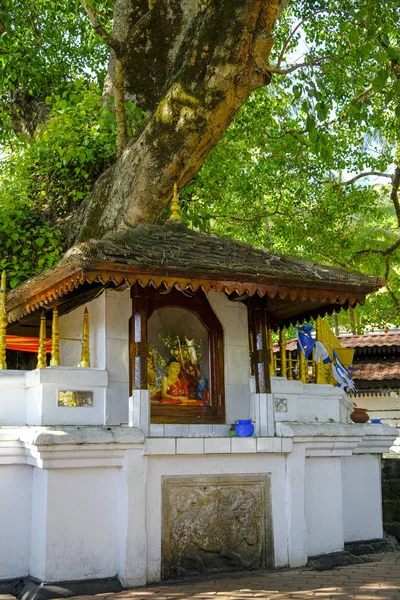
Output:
[[37, 311, 47, 368], [279, 328, 287, 378], [50, 306, 60, 366], [131, 283, 149, 391], [247, 296, 271, 394], [80, 307, 90, 367], [0, 271, 7, 370]]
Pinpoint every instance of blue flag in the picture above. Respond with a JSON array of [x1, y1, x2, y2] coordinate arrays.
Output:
[[332, 350, 356, 392], [297, 326, 315, 359]]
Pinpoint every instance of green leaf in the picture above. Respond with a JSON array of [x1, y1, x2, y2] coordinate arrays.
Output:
[[306, 114, 316, 133], [35, 238, 45, 247], [349, 30, 359, 44]]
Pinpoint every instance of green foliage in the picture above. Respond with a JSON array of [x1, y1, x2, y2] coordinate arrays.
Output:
[[181, 0, 400, 331], [0, 0, 113, 143], [0, 81, 145, 287], [0, 203, 62, 289]]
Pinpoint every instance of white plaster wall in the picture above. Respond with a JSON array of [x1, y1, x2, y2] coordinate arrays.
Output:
[[207, 291, 251, 424], [25, 368, 107, 426], [0, 465, 32, 578], [118, 448, 148, 587], [30, 467, 48, 580], [357, 392, 400, 423], [284, 443, 307, 567], [305, 456, 344, 556], [342, 454, 383, 542], [41, 467, 121, 581], [272, 378, 353, 425], [105, 288, 131, 424], [145, 453, 289, 582], [59, 294, 106, 369], [0, 371, 26, 425], [59, 288, 131, 424]]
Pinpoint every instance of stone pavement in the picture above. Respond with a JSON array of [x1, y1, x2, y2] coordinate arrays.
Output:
[[64, 553, 400, 600]]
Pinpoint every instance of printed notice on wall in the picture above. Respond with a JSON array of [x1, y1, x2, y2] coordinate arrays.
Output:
[[58, 391, 93, 407]]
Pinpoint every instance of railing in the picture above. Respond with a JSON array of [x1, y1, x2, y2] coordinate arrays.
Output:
[[271, 316, 352, 385]]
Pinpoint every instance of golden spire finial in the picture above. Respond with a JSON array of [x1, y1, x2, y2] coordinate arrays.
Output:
[[168, 183, 181, 221], [37, 311, 47, 369], [80, 307, 91, 368], [50, 306, 60, 366], [0, 271, 7, 370]]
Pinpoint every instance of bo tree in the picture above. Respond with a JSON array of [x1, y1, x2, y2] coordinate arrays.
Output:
[[1, 0, 400, 331]]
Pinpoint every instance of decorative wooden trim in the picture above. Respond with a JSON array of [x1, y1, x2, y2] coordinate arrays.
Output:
[[7, 259, 377, 325]]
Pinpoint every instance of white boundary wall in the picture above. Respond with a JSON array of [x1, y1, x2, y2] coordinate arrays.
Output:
[[0, 423, 395, 585]]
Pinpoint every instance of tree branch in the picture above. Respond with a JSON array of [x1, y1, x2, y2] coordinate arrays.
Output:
[[263, 55, 331, 75], [326, 171, 393, 188], [277, 9, 345, 67], [356, 236, 400, 257], [390, 166, 400, 227], [80, 1, 125, 57]]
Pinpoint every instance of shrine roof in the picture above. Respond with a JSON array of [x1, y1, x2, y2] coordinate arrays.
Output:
[[339, 332, 400, 349], [352, 361, 400, 382], [6, 222, 384, 329]]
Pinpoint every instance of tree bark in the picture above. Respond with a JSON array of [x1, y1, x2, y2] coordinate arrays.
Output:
[[68, 0, 289, 244]]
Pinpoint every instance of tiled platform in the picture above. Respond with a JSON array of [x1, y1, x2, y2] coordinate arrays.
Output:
[[64, 553, 400, 600]]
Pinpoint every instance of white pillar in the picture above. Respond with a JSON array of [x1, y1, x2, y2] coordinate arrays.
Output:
[[129, 390, 150, 436], [252, 392, 275, 437], [118, 448, 148, 586], [285, 443, 308, 567]]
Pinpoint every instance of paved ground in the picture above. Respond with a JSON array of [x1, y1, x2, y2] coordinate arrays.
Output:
[[62, 553, 400, 600]]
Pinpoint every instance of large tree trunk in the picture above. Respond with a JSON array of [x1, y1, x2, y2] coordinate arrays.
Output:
[[68, 0, 288, 244]]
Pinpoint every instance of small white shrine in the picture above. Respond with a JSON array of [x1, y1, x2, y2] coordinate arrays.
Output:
[[0, 217, 396, 590]]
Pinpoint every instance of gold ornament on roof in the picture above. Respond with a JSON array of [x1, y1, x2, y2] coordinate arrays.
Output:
[[168, 183, 181, 222], [0, 271, 7, 370]]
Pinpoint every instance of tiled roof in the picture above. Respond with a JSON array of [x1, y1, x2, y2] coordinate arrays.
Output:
[[7, 222, 383, 327], [339, 332, 400, 348], [352, 362, 400, 381]]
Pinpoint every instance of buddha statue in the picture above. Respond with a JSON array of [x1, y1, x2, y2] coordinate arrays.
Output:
[[160, 359, 189, 404]]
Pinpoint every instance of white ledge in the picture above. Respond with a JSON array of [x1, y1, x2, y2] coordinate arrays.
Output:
[[25, 367, 108, 388], [276, 422, 397, 456], [144, 436, 293, 456]]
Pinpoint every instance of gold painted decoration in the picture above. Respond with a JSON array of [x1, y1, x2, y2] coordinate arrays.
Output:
[[267, 327, 275, 376], [299, 350, 307, 383], [287, 352, 293, 380], [79, 307, 90, 368], [279, 328, 287, 378], [50, 306, 60, 366], [37, 311, 47, 368], [0, 271, 7, 369], [168, 183, 181, 222]]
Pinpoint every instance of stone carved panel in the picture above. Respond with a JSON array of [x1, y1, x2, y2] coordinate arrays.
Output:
[[162, 474, 273, 579], [275, 397, 288, 413]]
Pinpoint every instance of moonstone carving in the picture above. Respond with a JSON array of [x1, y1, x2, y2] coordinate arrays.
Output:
[[162, 474, 273, 579]]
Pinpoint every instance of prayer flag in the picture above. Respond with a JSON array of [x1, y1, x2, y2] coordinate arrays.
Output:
[[297, 325, 315, 359]]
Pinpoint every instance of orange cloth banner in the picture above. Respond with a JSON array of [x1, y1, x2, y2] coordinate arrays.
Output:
[[6, 335, 52, 353]]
